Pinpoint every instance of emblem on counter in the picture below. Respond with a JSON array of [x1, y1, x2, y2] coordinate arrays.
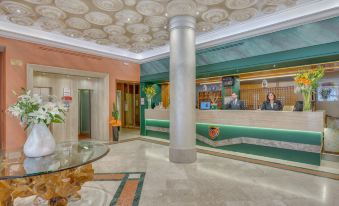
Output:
[[208, 126, 220, 140]]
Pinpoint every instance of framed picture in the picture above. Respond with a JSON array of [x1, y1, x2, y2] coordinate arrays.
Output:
[[317, 86, 338, 101]]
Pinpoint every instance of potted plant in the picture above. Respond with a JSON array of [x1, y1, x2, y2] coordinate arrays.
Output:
[[144, 85, 156, 109], [111, 102, 121, 141], [294, 66, 324, 111], [8, 89, 65, 157]]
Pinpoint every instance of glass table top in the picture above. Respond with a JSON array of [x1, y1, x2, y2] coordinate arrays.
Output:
[[0, 141, 109, 180]]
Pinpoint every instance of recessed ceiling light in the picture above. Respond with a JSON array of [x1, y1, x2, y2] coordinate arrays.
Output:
[[16, 9, 21, 13], [87, 77, 91, 80], [165, 13, 168, 17]]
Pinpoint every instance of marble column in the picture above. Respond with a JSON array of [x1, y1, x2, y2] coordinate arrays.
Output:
[[169, 16, 197, 163]]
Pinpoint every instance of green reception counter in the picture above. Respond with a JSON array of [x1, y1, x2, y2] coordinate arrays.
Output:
[[144, 109, 325, 165]]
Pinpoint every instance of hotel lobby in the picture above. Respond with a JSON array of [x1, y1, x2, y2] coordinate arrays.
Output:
[[0, 0, 339, 205]]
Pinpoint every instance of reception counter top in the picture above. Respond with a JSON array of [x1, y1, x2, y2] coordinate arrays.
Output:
[[145, 109, 325, 132], [144, 109, 325, 165]]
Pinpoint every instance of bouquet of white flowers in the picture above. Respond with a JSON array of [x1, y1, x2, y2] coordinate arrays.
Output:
[[8, 89, 65, 130]]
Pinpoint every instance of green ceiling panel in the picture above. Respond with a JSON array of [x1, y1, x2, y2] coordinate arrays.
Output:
[[141, 16, 339, 80]]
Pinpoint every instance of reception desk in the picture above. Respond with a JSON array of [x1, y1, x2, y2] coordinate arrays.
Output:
[[144, 109, 325, 165]]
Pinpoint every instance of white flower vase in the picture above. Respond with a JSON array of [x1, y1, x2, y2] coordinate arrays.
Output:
[[24, 124, 56, 158]]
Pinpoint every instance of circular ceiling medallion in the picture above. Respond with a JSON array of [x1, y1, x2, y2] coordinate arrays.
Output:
[[152, 27, 160, 32], [218, 20, 230, 26], [132, 34, 152, 42], [136, 0, 164, 16], [131, 42, 151, 52], [166, 0, 197, 17], [96, 39, 113, 45], [196, 4, 208, 12], [265, 0, 285, 5], [196, 0, 224, 5], [62, 28, 83, 38], [124, 0, 136, 6], [23, 0, 53, 4], [0, 1, 35, 16], [38, 17, 65, 31], [225, 0, 258, 9], [115, 9, 143, 24], [153, 30, 169, 40], [229, 8, 257, 22], [116, 43, 131, 49], [93, 0, 124, 12], [35, 5, 67, 20], [150, 39, 167, 47], [83, 28, 107, 39], [144, 16, 167, 28], [201, 8, 228, 23], [8, 16, 34, 26], [103, 25, 125, 35], [109, 35, 130, 43], [55, 0, 89, 15], [197, 21, 214, 32], [66, 17, 91, 30], [129, 47, 143, 53], [126, 24, 149, 34], [85, 12, 113, 26], [261, 5, 277, 14]]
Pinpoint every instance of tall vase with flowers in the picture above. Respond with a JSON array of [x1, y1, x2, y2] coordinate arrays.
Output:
[[294, 66, 324, 111], [8, 89, 65, 157], [144, 85, 156, 109]]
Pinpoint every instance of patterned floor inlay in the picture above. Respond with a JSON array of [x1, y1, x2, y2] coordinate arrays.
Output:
[[94, 172, 145, 206]]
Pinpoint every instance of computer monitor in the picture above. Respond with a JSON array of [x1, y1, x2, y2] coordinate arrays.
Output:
[[200, 101, 211, 110], [294, 101, 303, 111]]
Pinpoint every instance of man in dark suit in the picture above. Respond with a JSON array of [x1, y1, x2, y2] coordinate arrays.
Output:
[[225, 92, 245, 110]]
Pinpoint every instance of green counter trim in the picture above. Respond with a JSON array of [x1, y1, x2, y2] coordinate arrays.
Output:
[[145, 119, 322, 165], [196, 123, 321, 146], [145, 119, 170, 128], [145, 119, 322, 145]]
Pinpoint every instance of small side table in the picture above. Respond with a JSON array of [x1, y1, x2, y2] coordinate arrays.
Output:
[[0, 141, 109, 206]]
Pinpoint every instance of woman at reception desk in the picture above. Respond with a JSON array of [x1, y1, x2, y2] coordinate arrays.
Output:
[[144, 108, 324, 166], [260, 92, 283, 111]]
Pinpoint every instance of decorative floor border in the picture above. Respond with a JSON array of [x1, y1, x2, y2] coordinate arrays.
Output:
[[134, 137, 339, 181], [94, 172, 145, 206]]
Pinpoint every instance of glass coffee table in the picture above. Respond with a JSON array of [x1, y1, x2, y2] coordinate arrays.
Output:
[[0, 141, 109, 206]]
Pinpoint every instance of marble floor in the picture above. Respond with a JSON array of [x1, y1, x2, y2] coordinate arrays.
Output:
[[118, 128, 140, 141], [93, 140, 339, 206]]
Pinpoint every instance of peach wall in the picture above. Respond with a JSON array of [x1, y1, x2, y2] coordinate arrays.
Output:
[[0, 37, 140, 150]]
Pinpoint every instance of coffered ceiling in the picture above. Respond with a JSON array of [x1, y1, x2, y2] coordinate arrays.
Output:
[[0, 0, 338, 62]]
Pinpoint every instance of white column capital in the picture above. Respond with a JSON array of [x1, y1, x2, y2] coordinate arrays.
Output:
[[169, 15, 196, 31]]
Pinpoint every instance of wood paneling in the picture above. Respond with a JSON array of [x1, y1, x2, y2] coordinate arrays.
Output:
[[161, 84, 169, 108], [240, 86, 297, 110], [145, 109, 325, 132]]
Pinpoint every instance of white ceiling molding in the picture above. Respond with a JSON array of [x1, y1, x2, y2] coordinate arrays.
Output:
[[140, 0, 339, 63], [0, 0, 338, 64]]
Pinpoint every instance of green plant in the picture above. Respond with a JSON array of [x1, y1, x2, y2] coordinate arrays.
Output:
[[112, 102, 120, 120]]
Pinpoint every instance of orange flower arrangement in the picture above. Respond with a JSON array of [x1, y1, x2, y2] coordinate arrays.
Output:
[[294, 66, 324, 111]]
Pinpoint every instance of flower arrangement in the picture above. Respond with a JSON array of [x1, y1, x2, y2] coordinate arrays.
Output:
[[8, 89, 65, 130], [144, 85, 156, 98], [294, 66, 324, 111], [144, 85, 157, 109]]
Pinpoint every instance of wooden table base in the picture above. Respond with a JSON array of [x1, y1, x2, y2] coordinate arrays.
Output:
[[0, 164, 94, 206]]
